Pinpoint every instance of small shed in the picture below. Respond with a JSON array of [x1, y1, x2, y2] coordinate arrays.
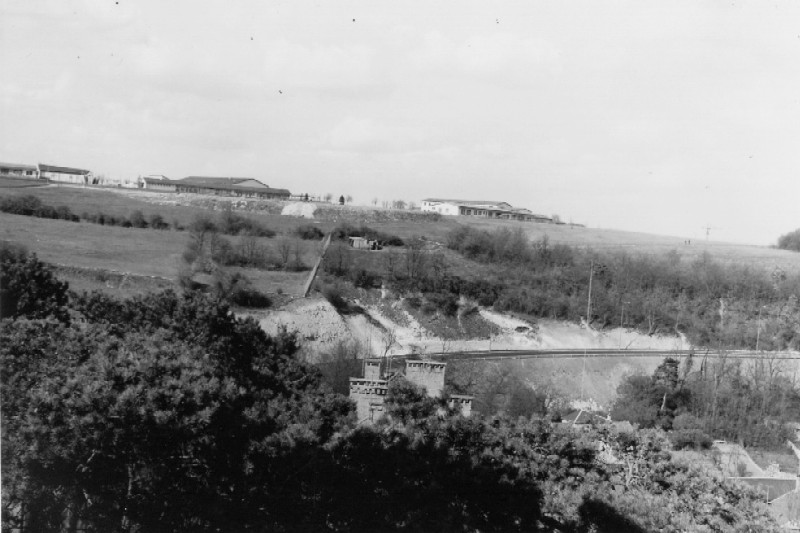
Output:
[[348, 236, 381, 250]]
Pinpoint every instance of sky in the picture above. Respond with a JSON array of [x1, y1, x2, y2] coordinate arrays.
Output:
[[1, 1, 799, 245]]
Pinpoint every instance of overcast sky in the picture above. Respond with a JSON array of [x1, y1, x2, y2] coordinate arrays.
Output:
[[2, 1, 799, 245]]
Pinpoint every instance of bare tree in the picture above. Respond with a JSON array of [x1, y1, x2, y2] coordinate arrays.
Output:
[[291, 238, 305, 269], [405, 238, 427, 281], [324, 193, 333, 203], [276, 236, 292, 268], [382, 327, 397, 358], [372, 197, 378, 206], [238, 233, 262, 267], [345, 194, 353, 204]]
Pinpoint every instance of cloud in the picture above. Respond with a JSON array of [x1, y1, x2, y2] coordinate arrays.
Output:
[[408, 31, 561, 80], [318, 117, 427, 155]]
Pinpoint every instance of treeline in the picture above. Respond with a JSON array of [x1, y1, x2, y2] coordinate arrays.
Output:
[[612, 356, 800, 451], [0, 251, 782, 531], [0, 194, 172, 229], [323, 224, 800, 350], [445, 226, 800, 350], [778, 228, 800, 252], [0, 194, 277, 236]]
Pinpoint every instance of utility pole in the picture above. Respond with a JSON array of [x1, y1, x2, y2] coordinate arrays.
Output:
[[586, 260, 594, 327], [756, 305, 764, 352], [618, 300, 629, 349]]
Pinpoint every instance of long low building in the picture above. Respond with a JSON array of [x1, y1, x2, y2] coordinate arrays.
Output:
[[175, 176, 290, 199], [0, 162, 39, 179], [39, 164, 92, 185], [421, 198, 551, 222]]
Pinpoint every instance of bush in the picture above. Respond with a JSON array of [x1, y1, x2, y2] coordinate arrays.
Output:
[[296, 224, 325, 240], [350, 268, 381, 289], [0, 242, 69, 321], [425, 292, 459, 317], [670, 429, 712, 450], [129, 210, 148, 228], [778, 228, 800, 252], [0, 194, 42, 216], [149, 214, 169, 230], [218, 205, 274, 237], [323, 284, 349, 314], [228, 286, 272, 308]]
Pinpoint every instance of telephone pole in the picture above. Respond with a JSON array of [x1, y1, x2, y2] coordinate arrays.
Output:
[[586, 260, 594, 327]]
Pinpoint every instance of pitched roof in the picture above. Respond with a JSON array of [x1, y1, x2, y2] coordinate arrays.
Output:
[[0, 162, 37, 171], [177, 177, 290, 196], [423, 198, 507, 206], [38, 164, 90, 175], [143, 177, 176, 184], [180, 176, 264, 187]]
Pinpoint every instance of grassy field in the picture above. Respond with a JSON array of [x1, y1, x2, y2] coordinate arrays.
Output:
[[0, 176, 47, 189], [1, 213, 186, 277], [0, 209, 315, 297], [3, 184, 799, 298]]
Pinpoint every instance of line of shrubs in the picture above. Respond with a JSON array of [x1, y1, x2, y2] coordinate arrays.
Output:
[[1, 195, 280, 238], [0, 194, 179, 230]]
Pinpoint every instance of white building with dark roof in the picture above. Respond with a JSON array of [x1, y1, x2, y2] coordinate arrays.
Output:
[[0, 162, 39, 179], [176, 176, 290, 198], [38, 163, 91, 185], [421, 198, 551, 222]]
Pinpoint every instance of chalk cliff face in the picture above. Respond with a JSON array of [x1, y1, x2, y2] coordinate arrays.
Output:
[[251, 296, 694, 407]]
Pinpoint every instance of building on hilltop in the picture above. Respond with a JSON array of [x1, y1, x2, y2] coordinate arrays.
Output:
[[176, 176, 290, 199], [38, 163, 92, 185], [420, 198, 551, 222], [349, 358, 472, 424], [0, 162, 39, 179], [142, 176, 178, 192]]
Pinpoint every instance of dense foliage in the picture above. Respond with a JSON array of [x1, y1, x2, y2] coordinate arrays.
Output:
[[0, 242, 69, 321], [323, 225, 800, 350], [0, 250, 784, 532], [778, 228, 800, 252], [612, 357, 800, 449], [0, 194, 175, 230]]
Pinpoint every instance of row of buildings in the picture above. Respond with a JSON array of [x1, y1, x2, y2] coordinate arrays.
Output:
[[0, 162, 291, 199], [420, 198, 555, 223]]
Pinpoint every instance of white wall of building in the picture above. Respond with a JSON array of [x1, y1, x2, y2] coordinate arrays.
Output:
[[421, 200, 460, 216]]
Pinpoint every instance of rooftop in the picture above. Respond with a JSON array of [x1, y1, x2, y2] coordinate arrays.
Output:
[[181, 176, 264, 187], [0, 162, 37, 170], [178, 176, 290, 196], [423, 198, 508, 206], [38, 163, 90, 175]]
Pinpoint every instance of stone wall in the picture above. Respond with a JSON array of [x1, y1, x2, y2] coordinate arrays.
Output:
[[405, 360, 446, 397]]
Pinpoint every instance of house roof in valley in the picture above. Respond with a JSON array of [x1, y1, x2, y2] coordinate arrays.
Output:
[[38, 164, 90, 175], [143, 176, 176, 184], [0, 162, 38, 171]]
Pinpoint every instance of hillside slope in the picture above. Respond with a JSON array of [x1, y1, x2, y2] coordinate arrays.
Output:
[[252, 296, 692, 407]]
